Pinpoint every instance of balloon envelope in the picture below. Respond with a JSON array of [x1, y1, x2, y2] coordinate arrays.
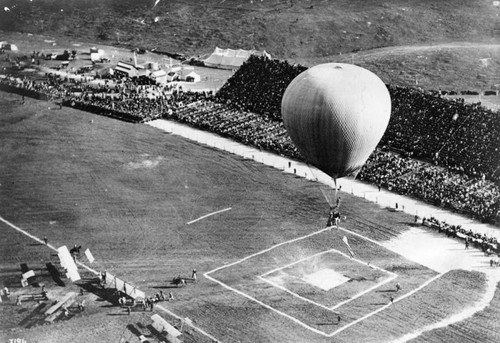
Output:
[[281, 63, 391, 179]]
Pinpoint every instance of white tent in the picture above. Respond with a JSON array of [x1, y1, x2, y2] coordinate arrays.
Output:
[[203, 47, 271, 70], [185, 71, 201, 83]]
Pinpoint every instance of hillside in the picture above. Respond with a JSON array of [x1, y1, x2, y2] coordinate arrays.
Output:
[[300, 43, 500, 91], [2, 0, 500, 90], [1, 0, 499, 60]]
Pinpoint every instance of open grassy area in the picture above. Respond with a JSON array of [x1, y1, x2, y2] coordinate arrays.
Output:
[[210, 227, 437, 334], [0, 91, 496, 342], [337, 270, 488, 342]]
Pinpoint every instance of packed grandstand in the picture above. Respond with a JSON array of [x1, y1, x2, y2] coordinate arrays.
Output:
[[1, 55, 499, 239]]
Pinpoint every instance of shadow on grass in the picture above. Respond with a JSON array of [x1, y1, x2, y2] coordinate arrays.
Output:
[[126, 323, 144, 338], [77, 279, 119, 306], [375, 289, 397, 293], [147, 323, 170, 342], [4, 276, 22, 288], [150, 285, 179, 289], [45, 262, 65, 287], [18, 302, 49, 327]]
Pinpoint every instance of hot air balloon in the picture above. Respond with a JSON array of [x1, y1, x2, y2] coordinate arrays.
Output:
[[281, 63, 391, 181]]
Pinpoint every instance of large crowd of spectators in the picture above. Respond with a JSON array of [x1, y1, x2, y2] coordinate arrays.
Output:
[[0, 74, 68, 100], [383, 86, 500, 183], [216, 57, 500, 185], [357, 150, 500, 223], [216, 55, 306, 121], [1, 55, 499, 231], [165, 99, 301, 159]]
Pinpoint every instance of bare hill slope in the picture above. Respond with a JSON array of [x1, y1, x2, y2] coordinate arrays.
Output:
[[2, 0, 500, 90], [1, 0, 499, 60]]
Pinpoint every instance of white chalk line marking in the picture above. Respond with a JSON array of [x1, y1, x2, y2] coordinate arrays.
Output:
[[0, 216, 50, 247], [155, 304, 222, 343], [0, 215, 222, 343], [330, 273, 444, 336], [186, 207, 232, 225], [203, 271, 329, 337], [391, 274, 500, 343], [0, 215, 101, 275], [331, 274, 398, 311], [260, 248, 395, 278], [336, 225, 389, 250], [259, 248, 397, 311], [205, 225, 440, 337], [255, 275, 334, 312], [206, 227, 332, 275]]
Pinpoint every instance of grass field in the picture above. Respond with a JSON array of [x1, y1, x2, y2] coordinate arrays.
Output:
[[208, 227, 437, 335], [1, 0, 498, 59], [0, 91, 498, 342]]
